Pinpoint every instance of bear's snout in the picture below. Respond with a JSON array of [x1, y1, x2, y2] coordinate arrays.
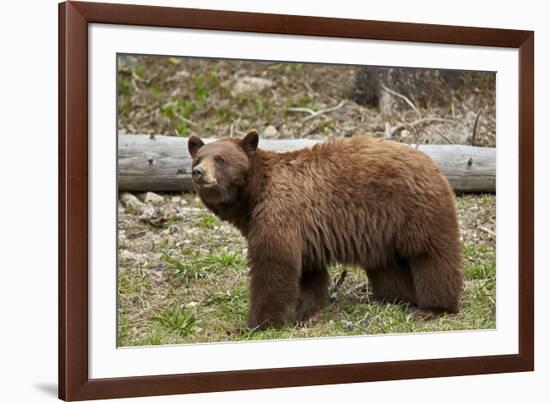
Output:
[[192, 166, 205, 180], [192, 163, 217, 188]]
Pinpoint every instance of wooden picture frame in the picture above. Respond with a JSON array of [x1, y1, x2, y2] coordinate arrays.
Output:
[[59, 1, 534, 400]]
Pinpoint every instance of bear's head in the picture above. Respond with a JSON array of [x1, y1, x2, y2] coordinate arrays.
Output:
[[187, 130, 259, 205]]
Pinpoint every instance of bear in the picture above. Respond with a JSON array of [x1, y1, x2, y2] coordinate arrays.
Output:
[[188, 131, 463, 329]]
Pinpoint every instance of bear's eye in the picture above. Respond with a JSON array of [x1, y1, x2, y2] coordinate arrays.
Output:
[[215, 156, 225, 166]]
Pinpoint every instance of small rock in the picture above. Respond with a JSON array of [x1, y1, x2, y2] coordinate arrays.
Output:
[[175, 70, 190, 78], [263, 125, 279, 138], [329, 292, 339, 303], [144, 231, 158, 241], [164, 205, 178, 216], [232, 76, 273, 95], [401, 129, 410, 138], [139, 205, 167, 227], [169, 224, 180, 235], [126, 227, 146, 239], [144, 192, 164, 204], [343, 320, 355, 331], [139, 204, 156, 220], [186, 301, 199, 308], [118, 55, 138, 69], [119, 249, 144, 263], [119, 192, 143, 212], [171, 196, 182, 203]]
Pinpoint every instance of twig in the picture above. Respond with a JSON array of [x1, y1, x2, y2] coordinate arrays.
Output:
[[288, 101, 347, 122], [131, 71, 157, 85], [132, 71, 144, 82], [405, 122, 423, 146], [380, 84, 421, 118], [179, 116, 197, 127], [471, 111, 482, 146], [131, 78, 141, 92], [434, 128, 454, 144], [384, 122, 392, 138], [287, 107, 316, 116], [303, 81, 314, 94], [418, 117, 456, 124], [479, 226, 495, 236], [334, 270, 348, 289], [345, 282, 370, 303], [300, 121, 322, 138], [303, 100, 347, 122], [347, 283, 368, 295], [390, 117, 456, 137]]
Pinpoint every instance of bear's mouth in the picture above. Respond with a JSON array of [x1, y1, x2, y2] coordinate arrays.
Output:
[[194, 178, 218, 189]]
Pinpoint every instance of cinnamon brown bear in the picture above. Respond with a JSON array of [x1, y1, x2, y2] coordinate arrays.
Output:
[[188, 131, 463, 329]]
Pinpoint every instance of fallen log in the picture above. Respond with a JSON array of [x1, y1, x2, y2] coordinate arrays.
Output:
[[118, 134, 495, 193]]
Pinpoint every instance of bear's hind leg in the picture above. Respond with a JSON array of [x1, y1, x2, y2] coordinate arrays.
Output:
[[409, 252, 463, 314], [296, 268, 329, 325], [367, 265, 417, 306]]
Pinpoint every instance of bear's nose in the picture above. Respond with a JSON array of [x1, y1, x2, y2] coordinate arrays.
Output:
[[192, 166, 204, 179]]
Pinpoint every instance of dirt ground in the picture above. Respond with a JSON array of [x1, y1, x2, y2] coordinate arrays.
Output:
[[117, 55, 496, 346], [118, 55, 495, 146]]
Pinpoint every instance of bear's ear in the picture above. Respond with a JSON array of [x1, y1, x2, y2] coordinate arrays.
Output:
[[188, 135, 204, 158], [240, 130, 259, 156]]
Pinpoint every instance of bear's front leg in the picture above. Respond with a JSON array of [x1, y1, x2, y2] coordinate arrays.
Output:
[[247, 243, 301, 330]]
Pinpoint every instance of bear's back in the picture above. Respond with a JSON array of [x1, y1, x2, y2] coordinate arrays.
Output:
[[268, 136, 448, 206]]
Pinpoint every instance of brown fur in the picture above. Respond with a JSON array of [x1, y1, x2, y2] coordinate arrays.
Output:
[[188, 132, 463, 329]]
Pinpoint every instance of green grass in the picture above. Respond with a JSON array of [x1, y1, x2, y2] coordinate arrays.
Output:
[[194, 213, 218, 229], [161, 247, 247, 284], [159, 99, 195, 136], [285, 95, 319, 111], [156, 69, 224, 134], [161, 252, 211, 284], [160, 101, 183, 120], [288, 63, 305, 73], [151, 305, 198, 336], [216, 106, 237, 123], [204, 250, 247, 271], [118, 73, 131, 95], [117, 312, 130, 346]]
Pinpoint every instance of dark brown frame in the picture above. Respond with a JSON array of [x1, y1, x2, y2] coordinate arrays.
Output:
[[59, 1, 534, 400]]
